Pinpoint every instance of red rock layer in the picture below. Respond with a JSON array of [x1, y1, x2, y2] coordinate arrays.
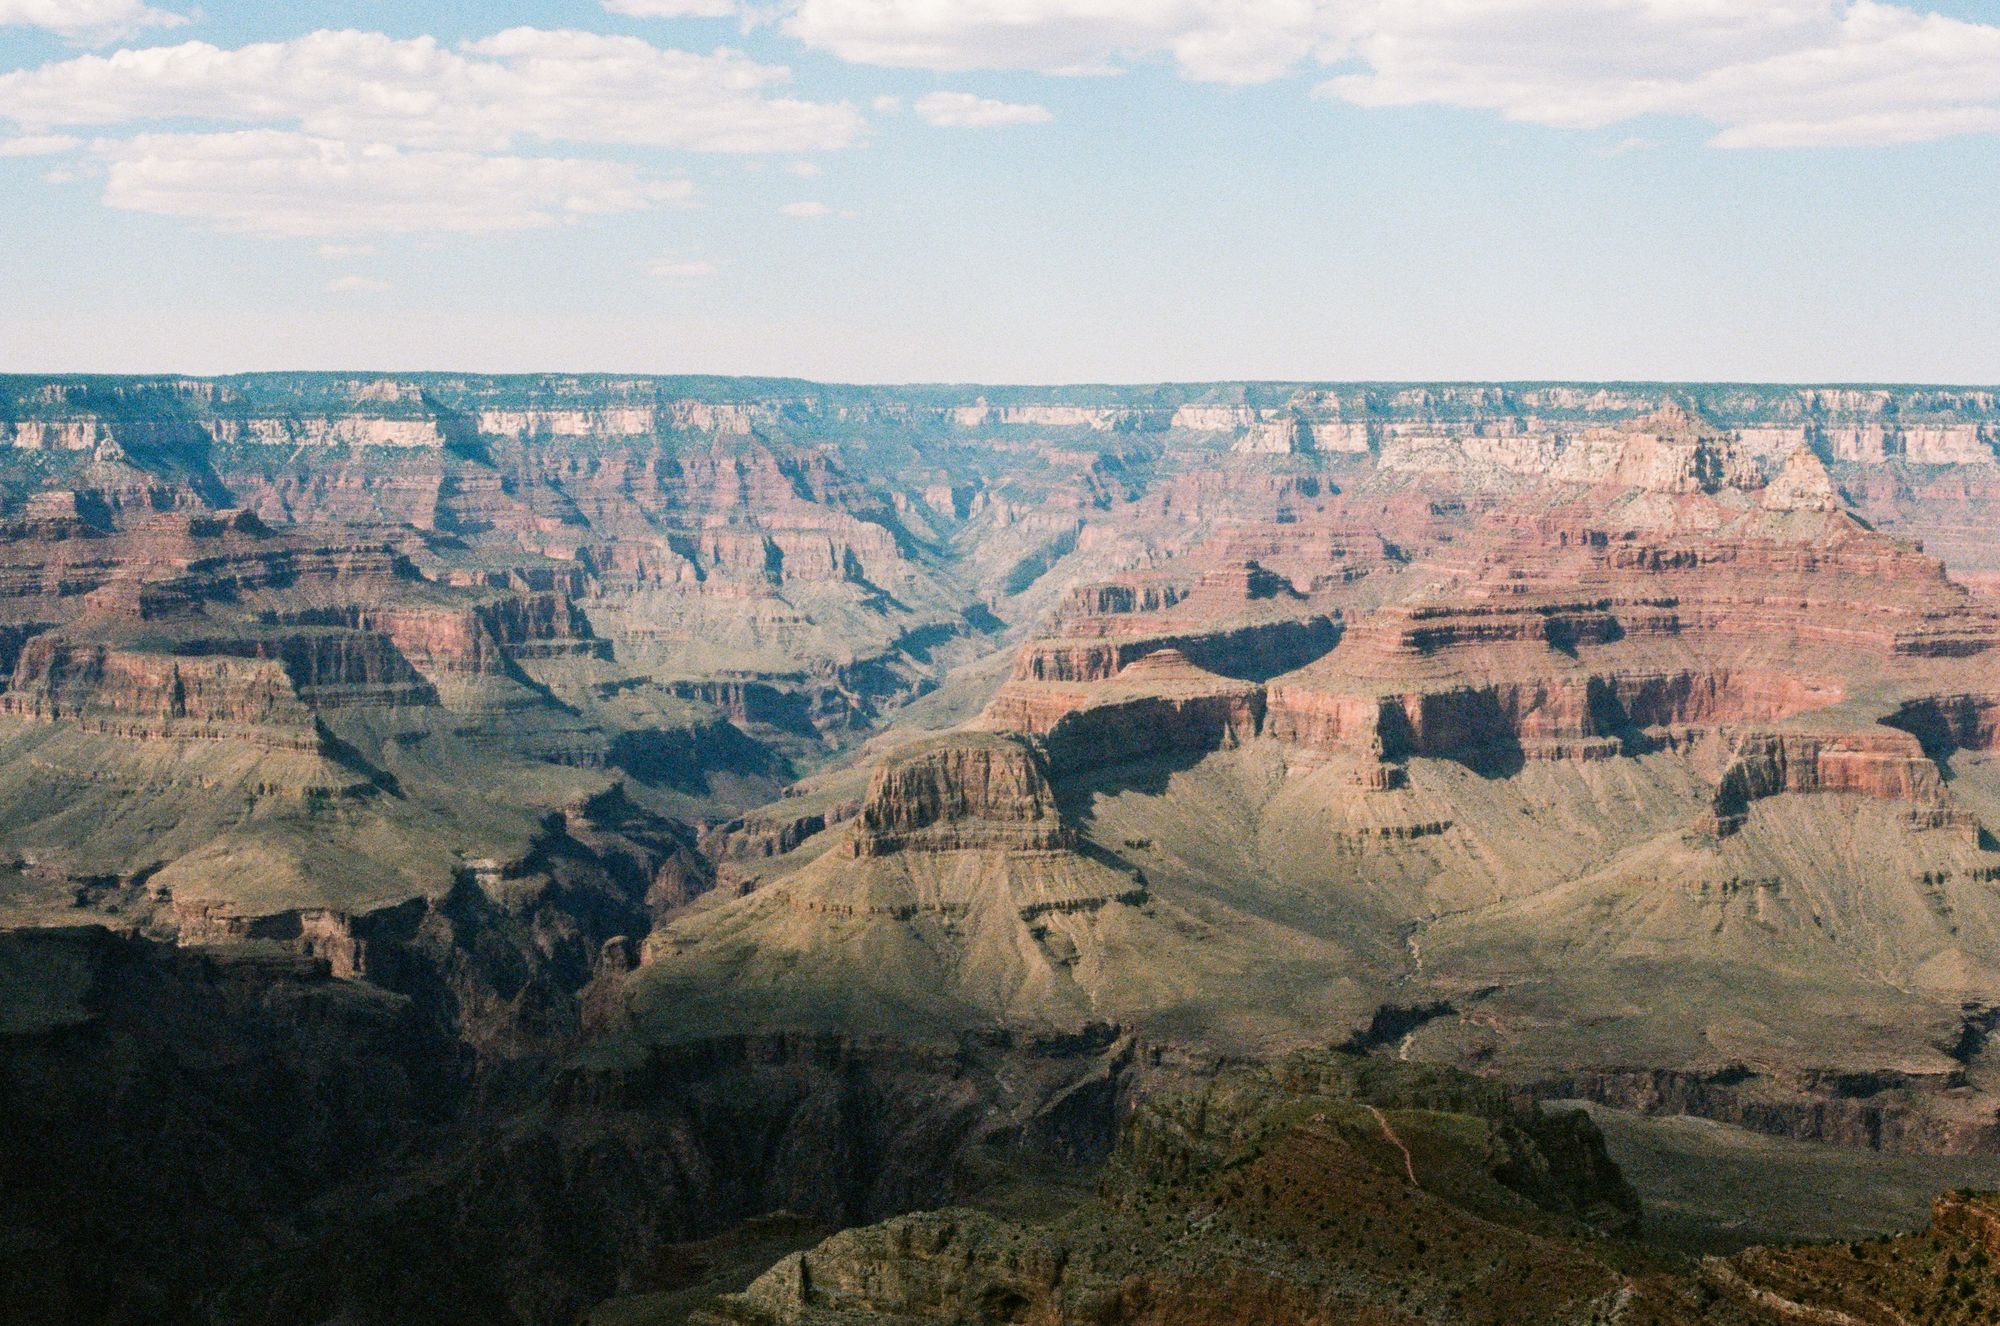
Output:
[[0, 641, 321, 749], [848, 732, 1072, 857], [1705, 728, 1971, 837]]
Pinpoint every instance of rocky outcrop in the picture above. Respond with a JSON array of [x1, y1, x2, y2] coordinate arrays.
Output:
[[848, 732, 1071, 857], [703, 796, 865, 862], [667, 679, 817, 734], [1012, 650, 1266, 775], [0, 639, 324, 748], [1706, 728, 1964, 836], [1533, 1065, 2000, 1155], [1011, 615, 1338, 683], [1268, 668, 1843, 771], [1884, 691, 2000, 754], [272, 592, 597, 678]]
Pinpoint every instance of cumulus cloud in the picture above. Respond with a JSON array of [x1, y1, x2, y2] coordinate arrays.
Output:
[[781, 0, 2000, 147], [913, 90, 1053, 127], [0, 0, 184, 44], [0, 27, 864, 153], [780, 199, 831, 217], [94, 130, 694, 236]]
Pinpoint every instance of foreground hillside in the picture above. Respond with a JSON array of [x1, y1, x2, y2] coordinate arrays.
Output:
[[626, 1055, 2000, 1326], [3, 375, 2000, 1322]]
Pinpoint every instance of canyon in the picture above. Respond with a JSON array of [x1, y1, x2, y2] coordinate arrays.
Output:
[[3, 375, 2000, 1322]]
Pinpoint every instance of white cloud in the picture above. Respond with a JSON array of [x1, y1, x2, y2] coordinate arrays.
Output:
[[0, 0, 184, 44], [0, 27, 864, 154], [785, 158, 821, 175], [1320, 1, 2000, 149], [324, 275, 390, 293], [870, 94, 904, 113], [0, 132, 79, 155], [913, 90, 1053, 127], [604, 0, 740, 16], [95, 130, 694, 236], [648, 257, 717, 278], [316, 242, 377, 258], [784, 0, 2000, 147], [786, 0, 1333, 83], [780, 199, 831, 217]]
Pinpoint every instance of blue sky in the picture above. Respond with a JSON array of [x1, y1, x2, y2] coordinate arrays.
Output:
[[0, 0, 1996, 383]]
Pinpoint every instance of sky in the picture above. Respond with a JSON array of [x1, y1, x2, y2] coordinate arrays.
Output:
[[0, 0, 1996, 383]]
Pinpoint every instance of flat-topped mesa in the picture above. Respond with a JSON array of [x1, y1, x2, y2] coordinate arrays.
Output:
[[1605, 530, 2000, 658], [1222, 516, 1401, 571], [848, 731, 1073, 857], [1061, 575, 1185, 619], [1354, 597, 1628, 656], [0, 638, 323, 750], [129, 507, 272, 541], [262, 590, 598, 679], [1704, 727, 1973, 837], [1246, 423, 2000, 796], [1013, 559, 1339, 685], [1307, 501, 2000, 669], [985, 648, 1266, 775], [1010, 616, 1339, 683]]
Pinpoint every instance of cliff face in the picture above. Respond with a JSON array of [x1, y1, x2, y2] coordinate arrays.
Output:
[[0, 640, 324, 745], [849, 732, 1070, 856], [1706, 728, 1960, 836]]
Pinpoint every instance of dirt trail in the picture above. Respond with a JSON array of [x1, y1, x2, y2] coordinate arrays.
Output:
[[1365, 1104, 1420, 1186]]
